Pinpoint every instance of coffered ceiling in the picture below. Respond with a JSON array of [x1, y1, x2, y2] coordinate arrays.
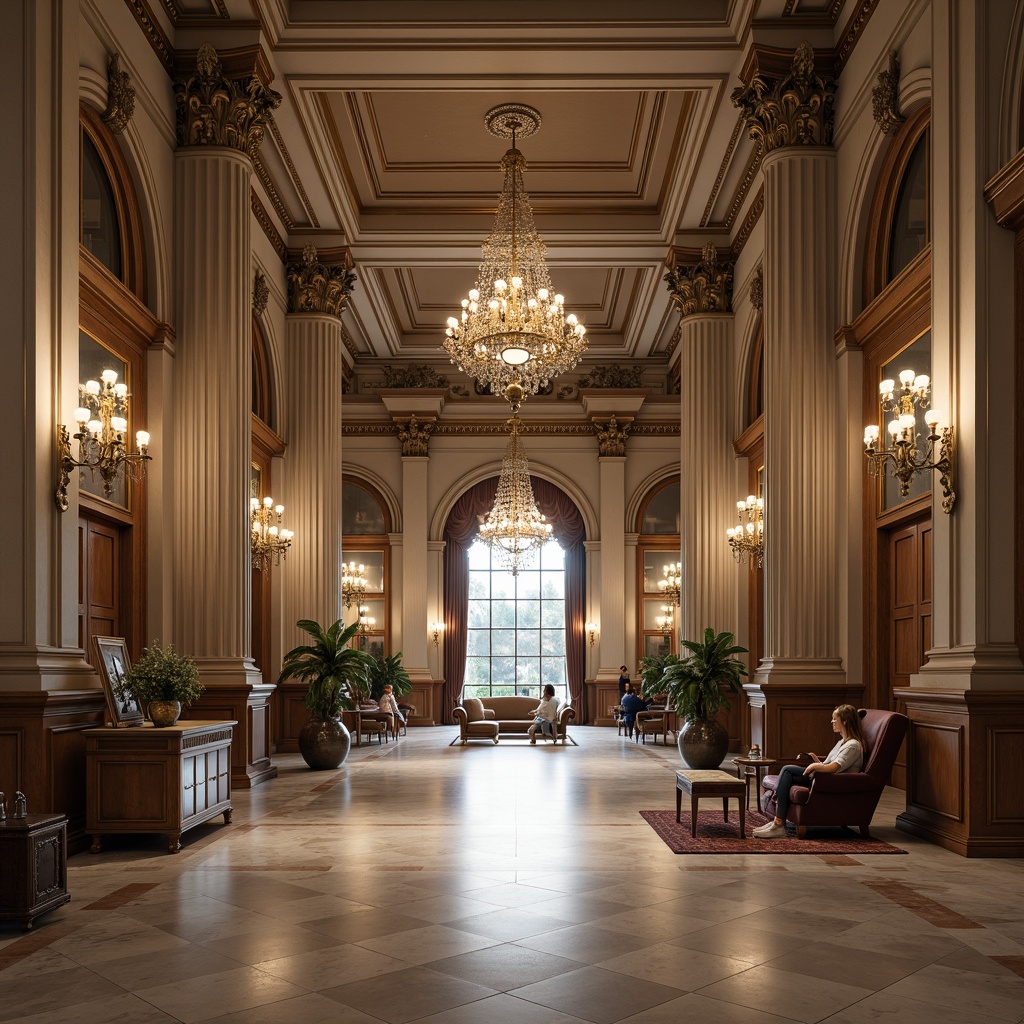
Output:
[[158, 0, 863, 366]]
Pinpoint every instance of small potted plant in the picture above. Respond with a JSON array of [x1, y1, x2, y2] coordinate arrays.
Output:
[[279, 618, 374, 769], [121, 640, 204, 727], [662, 627, 748, 769]]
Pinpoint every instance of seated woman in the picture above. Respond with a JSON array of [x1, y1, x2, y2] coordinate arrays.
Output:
[[528, 684, 559, 744], [754, 704, 866, 839]]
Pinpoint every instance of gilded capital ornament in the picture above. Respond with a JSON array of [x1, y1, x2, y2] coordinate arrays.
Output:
[[252, 270, 269, 317], [174, 43, 281, 156], [732, 42, 837, 151], [102, 53, 135, 134], [664, 242, 735, 317], [871, 52, 905, 136], [593, 417, 630, 457], [286, 243, 356, 317], [396, 416, 434, 456]]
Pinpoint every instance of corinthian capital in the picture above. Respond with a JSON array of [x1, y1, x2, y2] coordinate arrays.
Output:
[[732, 42, 837, 152], [286, 244, 357, 317], [396, 416, 434, 456], [174, 43, 281, 156], [664, 242, 735, 317]]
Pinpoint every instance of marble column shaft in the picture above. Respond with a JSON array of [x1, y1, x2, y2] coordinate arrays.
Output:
[[596, 457, 627, 678], [400, 456, 431, 680], [173, 148, 255, 675], [282, 314, 344, 655], [678, 314, 737, 644]]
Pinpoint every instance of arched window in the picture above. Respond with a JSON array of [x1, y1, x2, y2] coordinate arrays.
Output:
[[636, 479, 680, 661], [887, 132, 929, 282], [343, 480, 391, 657], [81, 132, 122, 279]]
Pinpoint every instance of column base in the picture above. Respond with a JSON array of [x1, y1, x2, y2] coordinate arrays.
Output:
[[894, 687, 1024, 858]]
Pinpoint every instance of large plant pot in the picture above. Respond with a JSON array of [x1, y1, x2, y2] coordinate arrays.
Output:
[[298, 717, 351, 770], [678, 716, 729, 769], [148, 700, 182, 727]]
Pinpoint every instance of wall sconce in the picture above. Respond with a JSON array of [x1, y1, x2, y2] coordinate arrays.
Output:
[[656, 606, 674, 639], [55, 368, 151, 511], [726, 495, 764, 568], [430, 621, 445, 648], [658, 562, 681, 608], [863, 369, 956, 513], [358, 605, 376, 633], [585, 622, 598, 647], [342, 561, 368, 608], [250, 497, 293, 571]]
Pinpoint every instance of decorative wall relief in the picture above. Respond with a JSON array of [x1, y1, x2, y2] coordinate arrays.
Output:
[[871, 51, 905, 136], [102, 53, 136, 134]]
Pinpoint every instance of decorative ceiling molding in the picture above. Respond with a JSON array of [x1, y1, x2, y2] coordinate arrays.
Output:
[[834, 0, 882, 76], [122, 0, 173, 74], [251, 190, 288, 263], [701, 113, 744, 228], [342, 421, 681, 438], [732, 185, 764, 257], [266, 116, 320, 228], [252, 151, 295, 230]]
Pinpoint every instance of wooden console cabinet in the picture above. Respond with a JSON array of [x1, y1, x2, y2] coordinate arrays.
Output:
[[84, 720, 235, 854], [0, 813, 70, 930]]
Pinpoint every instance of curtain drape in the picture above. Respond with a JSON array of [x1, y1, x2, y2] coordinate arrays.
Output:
[[441, 476, 586, 724]]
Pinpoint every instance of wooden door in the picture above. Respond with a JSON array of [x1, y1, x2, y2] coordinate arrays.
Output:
[[78, 515, 122, 664], [885, 515, 932, 788]]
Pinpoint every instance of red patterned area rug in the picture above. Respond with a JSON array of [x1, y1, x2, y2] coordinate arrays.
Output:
[[640, 809, 908, 855]]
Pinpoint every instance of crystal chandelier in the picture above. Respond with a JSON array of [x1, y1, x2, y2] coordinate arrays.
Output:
[[55, 368, 151, 511], [342, 561, 368, 609], [478, 416, 552, 576], [863, 368, 956, 513], [444, 103, 587, 410], [658, 562, 681, 608], [726, 495, 764, 568], [250, 496, 293, 572]]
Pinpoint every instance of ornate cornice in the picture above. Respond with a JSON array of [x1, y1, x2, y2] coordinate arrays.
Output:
[[871, 51, 905, 136], [267, 116, 319, 228], [556, 365, 646, 399], [702, 114, 745, 228], [342, 422, 681, 438], [367, 365, 451, 389], [251, 191, 287, 262], [593, 417, 631, 457], [732, 185, 764, 257], [664, 242, 734, 317], [835, 0, 882, 76], [285, 243, 356, 317], [252, 270, 269, 317], [749, 264, 763, 311], [395, 416, 435, 456], [124, 0, 173, 74], [252, 151, 294, 229], [102, 53, 135, 134], [732, 42, 837, 152], [173, 44, 281, 156]]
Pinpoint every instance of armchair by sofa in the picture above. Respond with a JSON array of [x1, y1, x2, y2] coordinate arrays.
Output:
[[760, 708, 908, 838], [452, 695, 576, 745]]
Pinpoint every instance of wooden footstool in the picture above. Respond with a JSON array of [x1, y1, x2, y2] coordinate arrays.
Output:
[[675, 769, 747, 839]]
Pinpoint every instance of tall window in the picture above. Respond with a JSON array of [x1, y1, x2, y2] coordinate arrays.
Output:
[[637, 480, 681, 661], [463, 540, 568, 703]]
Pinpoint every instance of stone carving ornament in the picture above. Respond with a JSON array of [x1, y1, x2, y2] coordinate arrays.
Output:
[[370, 365, 451, 390], [732, 41, 837, 151], [286, 243, 357, 318], [173, 43, 282, 155], [871, 51, 905, 136], [252, 270, 269, 316], [594, 417, 631, 457], [749, 264, 763, 311], [102, 53, 135, 134], [664, 242, 735, 317], [396, 416, 434, 456]]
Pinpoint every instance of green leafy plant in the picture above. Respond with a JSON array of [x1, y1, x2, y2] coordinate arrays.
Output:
[[365, 651, 412, 702], [662, 628, 748, 720], [638, 650, 681, 699], [279, 619, 373, 720], [122, 640, 204, 706]]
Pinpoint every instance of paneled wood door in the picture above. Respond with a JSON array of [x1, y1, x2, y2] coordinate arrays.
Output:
[[885, 515, 932, 788], [78, 515, 122, 664]]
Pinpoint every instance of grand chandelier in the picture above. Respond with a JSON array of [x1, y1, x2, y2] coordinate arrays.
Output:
[[342, 561, 368, 609], [478, 416, 552, 576], [444, 103, 587, 410]]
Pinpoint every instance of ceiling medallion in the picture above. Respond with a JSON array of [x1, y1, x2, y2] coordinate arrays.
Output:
[[444, 103, 587, 413]]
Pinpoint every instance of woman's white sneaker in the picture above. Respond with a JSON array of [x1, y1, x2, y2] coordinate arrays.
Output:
[[753, 822, 788, 839]]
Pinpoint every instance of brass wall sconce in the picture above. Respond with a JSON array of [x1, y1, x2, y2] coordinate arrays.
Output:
[[56, 369, 150, 511], [658, 562, 681, 608], [250, 497, 293, 571], [863, 369, 956, 513], [342, 561, 368, 609], [585, 622, 598, 647], [430, 621, 445, 648], [726, 495, 764, 568]]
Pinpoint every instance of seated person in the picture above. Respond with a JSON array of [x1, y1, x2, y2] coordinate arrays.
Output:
[[528, 684, 559, 744], [619, 689, 649, 737], [376, 684, 406, 737]]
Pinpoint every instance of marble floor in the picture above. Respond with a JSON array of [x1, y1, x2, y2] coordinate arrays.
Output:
[[1, 727, 1023, 1024]]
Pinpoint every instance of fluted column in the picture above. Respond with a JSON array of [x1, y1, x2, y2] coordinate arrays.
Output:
[[596, 457, 627, 680], [400, 454, 431, 681]]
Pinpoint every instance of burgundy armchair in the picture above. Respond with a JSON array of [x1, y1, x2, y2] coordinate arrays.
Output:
[[760, 708, 909, 838]]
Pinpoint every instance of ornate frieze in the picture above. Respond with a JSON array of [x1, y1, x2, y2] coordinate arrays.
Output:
[[750, 264, 763, 311], [343, 421, 680, 438], [286, 243, 356, 317], [556, 364, 645, 399], [871, 51, 905, 136], [593, 417, 631, 457], [732, 42, 837, 151], [173, 43, 281, 156], [102, 53, 135, 134], [395, 416, 434, 456], [369, 365, 451, 390], [252, 270, 269, 317], [665, 242, 735, 317]]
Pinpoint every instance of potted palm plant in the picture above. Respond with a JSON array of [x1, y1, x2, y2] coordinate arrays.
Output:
[[121, 640, 204, 727], [279, 618, 373, 770], [662, 627, 748, 769], [638, 650, 680, 703]]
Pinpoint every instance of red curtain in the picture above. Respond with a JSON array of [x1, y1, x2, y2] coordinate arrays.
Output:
[[441, 477, 586, 723]]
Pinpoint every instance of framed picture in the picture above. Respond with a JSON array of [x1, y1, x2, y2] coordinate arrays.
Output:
[[93, 636, 144, 727]]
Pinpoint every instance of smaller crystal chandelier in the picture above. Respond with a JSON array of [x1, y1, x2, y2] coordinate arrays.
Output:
[[358, 605, 376, 634], [478, 416, 552, 576], [250, 496, 293, 572], [444, 103, 587, 411], [726, 495, 764, 568], [656, 606, 674, 639], [863, 369, 956, 513], [658, 562, 681, 608], [342, 561, 368, 609], [56, 368, 151, 511]]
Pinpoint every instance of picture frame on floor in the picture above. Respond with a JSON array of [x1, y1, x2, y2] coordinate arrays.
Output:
[[94, 636, 145, 727]]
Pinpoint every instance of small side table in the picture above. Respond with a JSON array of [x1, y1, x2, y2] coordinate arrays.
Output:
[[0, 814, 71, 931], [731, 756, 776, 810]]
